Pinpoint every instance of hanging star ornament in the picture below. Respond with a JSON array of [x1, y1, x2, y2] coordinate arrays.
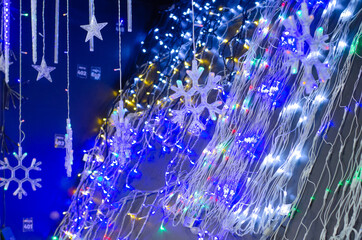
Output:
[[65, 118, 74, 177], [80, 15, 108, 42], [32, 57, 56, 82]]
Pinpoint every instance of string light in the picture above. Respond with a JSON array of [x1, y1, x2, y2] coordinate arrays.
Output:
[[55, 1, 362, 239]]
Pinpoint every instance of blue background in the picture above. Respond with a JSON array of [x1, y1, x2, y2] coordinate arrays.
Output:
[[0, 0, 174, 239]]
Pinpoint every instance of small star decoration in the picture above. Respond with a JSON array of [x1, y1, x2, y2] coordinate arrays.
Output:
[[80, 15, 108, 42], [32, 57, 56, 82]]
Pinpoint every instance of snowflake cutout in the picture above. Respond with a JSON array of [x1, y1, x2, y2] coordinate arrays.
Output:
[[282, 1, 330, 94], [109, 100, 135, 165], [169, 59, 223, 132], [0, 147, 42, 199]]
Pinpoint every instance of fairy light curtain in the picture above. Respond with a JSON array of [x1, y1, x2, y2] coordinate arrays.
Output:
[[56, 0, 361, 239], [0, 0, 42, 199], [31, 0, 37, 64]]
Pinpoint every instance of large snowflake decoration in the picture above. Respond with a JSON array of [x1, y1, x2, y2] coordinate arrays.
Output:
[[169, 59, 223, 132], [0, 147, 42, 199], [109, 100, 136, 166], [282, 1, 330, 94]]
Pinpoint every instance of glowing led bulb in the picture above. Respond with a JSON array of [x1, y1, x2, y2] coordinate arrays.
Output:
[[338, 41, 347, 49], [313, 95, 327, 104], [341, 9, 352, 19], [291, 149, 302, 160]]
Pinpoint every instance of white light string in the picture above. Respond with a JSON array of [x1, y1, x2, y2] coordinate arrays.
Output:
[[273, 8, 362, 238], [55, 0, 362, 239], [31, 0, 56, 83], [0, 0, 42, 200], [64, 0, 73, 177], [19, 0, 23, 148], [118, 0, 122, 91], [42, 0, 45, 61], [3, 0, 10, 83]]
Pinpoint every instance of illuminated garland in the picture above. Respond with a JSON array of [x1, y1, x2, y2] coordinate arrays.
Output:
[[56, 0, 362, 239], [3, 0, 10, 83]]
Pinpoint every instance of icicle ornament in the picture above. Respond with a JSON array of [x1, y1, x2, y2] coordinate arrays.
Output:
[[127, 0, 132, 32], [55, 0, 362, 239], [65, 118, 74, 177], [0, 148, 42, 199], [54, 0, 60, 64]]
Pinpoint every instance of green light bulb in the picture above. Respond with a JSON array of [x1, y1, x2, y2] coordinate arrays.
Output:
[[159, 224, 166, 231]]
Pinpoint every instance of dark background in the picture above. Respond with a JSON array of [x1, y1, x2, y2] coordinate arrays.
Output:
[[0, 0, 174, 239]]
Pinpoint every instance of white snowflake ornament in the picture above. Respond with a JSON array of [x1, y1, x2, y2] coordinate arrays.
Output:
[[169, 59, 223, 132], [282, 1, 330, 94], [109, 100, 135, 165], [0, 147, 42, 199]]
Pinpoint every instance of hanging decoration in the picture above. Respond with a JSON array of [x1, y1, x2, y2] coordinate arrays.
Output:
[[64, 0, 73, 177], [0, 0, 42, 199], [282, 1, 330, 93], [31, 0, 37, 64], [55, 0, 362, 239], [81, 0, 108, 52], [109, 100, 135, 163], [0, 148, 42, 199], [32, 57, 56, 82], [169, 60, 223, 132], [54, 0, 60, 64], [81, 16, 108, 44], [3, 0, 10, 83], [32, 0, 56, 82], [127, 0, 132, 32], [168, 0, 222, 133], [65, 119, 73, 177]]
